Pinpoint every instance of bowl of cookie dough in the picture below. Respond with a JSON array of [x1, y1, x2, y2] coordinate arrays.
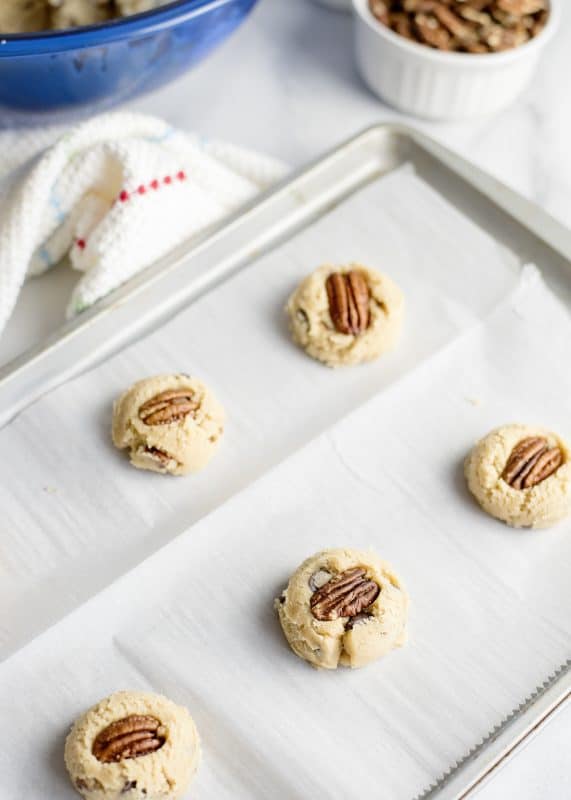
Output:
[[0, 0, 258, 123], [354, 0, 559, 120]]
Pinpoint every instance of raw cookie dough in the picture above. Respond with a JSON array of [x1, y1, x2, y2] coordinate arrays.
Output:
[[112, 373, 225, 476], [465, 424, 571, 528], [48, 0, 113, 29], [276, 548, 409, 669], [286, 264, 404, 367], [64, 690, 201, 800], [0, 0, 49, 33], [116, 0, 169, 14], [0, 0, 173, 32]]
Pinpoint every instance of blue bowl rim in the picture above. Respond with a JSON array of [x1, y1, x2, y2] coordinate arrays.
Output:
[[0, 0, 241, 56]]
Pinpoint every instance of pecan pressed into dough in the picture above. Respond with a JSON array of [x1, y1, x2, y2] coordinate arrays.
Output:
[[139, 389, 199, 426], [502, 436, 563, 490], [92, 715, 165, 763], [325, 271, 371, 336], [310, 567, 380, 621]]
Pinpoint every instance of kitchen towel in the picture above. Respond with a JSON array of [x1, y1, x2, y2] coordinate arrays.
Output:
[[0, 112, 286, 335]]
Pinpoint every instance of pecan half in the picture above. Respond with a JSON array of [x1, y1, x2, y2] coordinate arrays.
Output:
[[432, 3, 477, 41], [310, 567, 380, 621], [458, 6, 492, 26], [325, 271, 370, 336], [414, 13, 453, 49], [497, 0, 546, 15], [92, 715, 165, 763], [139, 389, 199, 426], [502, 436, 563, 490]]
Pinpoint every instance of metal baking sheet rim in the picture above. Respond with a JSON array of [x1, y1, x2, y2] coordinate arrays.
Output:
[[3, 123, 570, 430], [2, 123, 571, 798]]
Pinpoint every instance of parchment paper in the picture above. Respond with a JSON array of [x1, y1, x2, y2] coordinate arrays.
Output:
[[0, 165, 520, 664], [1, 265, 570, 799]]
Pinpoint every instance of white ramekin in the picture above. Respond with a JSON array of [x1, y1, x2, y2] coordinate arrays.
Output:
[[353, 0, 559, 120]]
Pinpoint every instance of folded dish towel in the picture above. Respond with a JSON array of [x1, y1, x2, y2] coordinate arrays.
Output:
[[0, 112, 287, 337]]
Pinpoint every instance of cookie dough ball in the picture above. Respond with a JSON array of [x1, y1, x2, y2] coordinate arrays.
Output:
[[0, 0, 48, 33], [286, 264, 404, 367], [64, 690, 201, 800], [112, 374, 225, 476], [48, 0, 113, 29], [276, 548, 408, 669], [465, 424, 571, 528]]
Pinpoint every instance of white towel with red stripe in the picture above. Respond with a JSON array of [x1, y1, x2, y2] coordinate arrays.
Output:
[[0, 112, 287, 336]]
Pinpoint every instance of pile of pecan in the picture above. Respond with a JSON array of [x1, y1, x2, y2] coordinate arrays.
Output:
[[368, 0, 549, 53]]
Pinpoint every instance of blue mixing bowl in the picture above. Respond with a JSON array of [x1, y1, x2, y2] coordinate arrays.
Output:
[[0, 0, 258, 124]]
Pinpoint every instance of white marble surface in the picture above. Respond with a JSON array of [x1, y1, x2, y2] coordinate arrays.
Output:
[[133, 3, 571, 797], [6, 0, 571, 796]]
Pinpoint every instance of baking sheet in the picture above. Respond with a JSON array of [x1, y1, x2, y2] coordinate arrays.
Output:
[[0, 164, 519, 663], [1, 266, 569, 800]]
